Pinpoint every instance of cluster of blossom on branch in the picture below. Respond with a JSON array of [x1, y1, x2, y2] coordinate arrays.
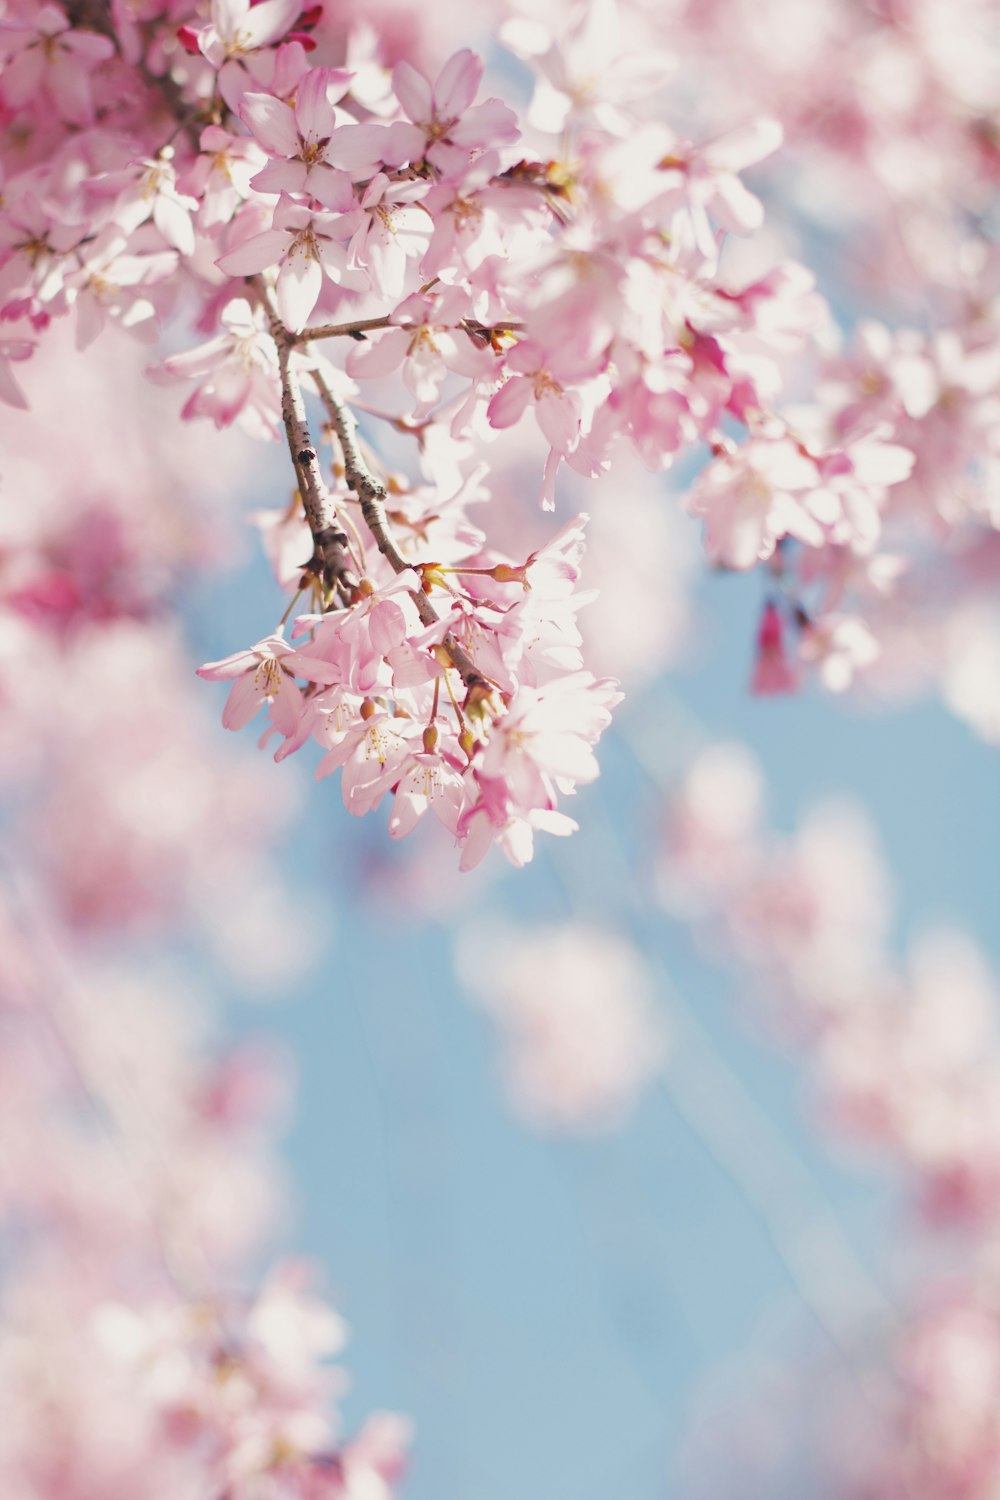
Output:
[[11, 0, 1000, 865]]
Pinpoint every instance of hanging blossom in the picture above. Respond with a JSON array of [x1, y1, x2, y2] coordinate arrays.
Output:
[[0, 0, 979, 871]]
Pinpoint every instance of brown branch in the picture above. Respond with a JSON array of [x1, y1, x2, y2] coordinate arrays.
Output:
[[294, 316, 523, 347], [258, 301, 354, 599], [295, 315, 395, 344], [310, 367, 487, 692], [63, 2, 493, 671]]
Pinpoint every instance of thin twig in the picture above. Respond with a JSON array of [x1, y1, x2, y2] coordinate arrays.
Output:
[[294, 316, 523, 346], [260, 296, 354, 598], [296, 315, 395, 344], [310, 366, 487, 691]]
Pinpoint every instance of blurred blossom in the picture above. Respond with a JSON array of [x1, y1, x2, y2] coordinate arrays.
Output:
[[456, 923, 667, 1130]]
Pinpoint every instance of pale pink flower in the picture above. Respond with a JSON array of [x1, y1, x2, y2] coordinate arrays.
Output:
[[216, 196, 365, 330], [178, 126, 267, 233], [487, 339, 585, 509], [194, 0, 303, 65], [250, 503, 314, 590], [500, 0, 673, 136], [0, 192, 80, 310], [689, 435, 824, 569], [67, 228, 177, 349], [197, 633, 340, 737], [346, 285, 494, 410], [345, 174, 430, 301], [657, 117, 784, 255], [477, 671, 622, 812], [316, 709, 414, 816], [151, 298, 282, 440], [240, 67, 357, 202], [295, 571, 425, 696], [0, 3, 114, 126], [457, 924, 666, 1131], [799, 613, 880, 692], [189, 0, 304, 108], [109, 152, 200, 258], [387, 749, 466, 839], [389, 48, 519, 178]]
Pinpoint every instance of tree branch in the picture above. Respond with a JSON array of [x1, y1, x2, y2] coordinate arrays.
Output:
[[296, 316, 394, 344], [259, 303, 355, 599], [310, 367, 488, 692]]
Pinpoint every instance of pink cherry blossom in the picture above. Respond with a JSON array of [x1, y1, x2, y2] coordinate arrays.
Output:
[[390, 48, 519, 178], [197, 633, 341, 736], [241, 67, 356, 202], [217, 196, 365, 329], [0, 3, 114, 127]]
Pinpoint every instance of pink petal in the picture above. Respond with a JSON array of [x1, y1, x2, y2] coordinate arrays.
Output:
[[222, 672, 267, 729], [433, 49, 482, 119], [153, 196, 195, 256], [49, 52, 95, 126], [242, 0, 300, 48], [709, 174, 763, 235], [270, 675, 304, 736], [449, 97, 518, 148], [251, 158, 308, 195], [217, 227, 290, 276], [197, 648, 259, 680], [0, 358, 28, 409], [487, 376, 533, 429], [701, 117, 783, 172], [1, 48, 44, 109], [535, 390, 580, 453], [368, 598, 407, 655], [241, 92, 299, 157], [346, 328, 408, 380], [275, 251, 322, 330], [294, 66, 344, 140], [392, 59, 433, 125]]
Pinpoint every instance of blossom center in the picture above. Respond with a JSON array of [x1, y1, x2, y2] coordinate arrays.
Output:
[[254, 657, 284, 694]]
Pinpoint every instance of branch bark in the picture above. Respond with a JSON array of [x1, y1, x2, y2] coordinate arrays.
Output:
[[310, 367, 488, 692]]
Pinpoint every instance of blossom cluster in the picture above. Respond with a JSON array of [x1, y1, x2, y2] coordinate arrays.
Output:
[[11, 0, 988, 863], [0, 888, 408, 1500], [660, 743, 1000, 1231]]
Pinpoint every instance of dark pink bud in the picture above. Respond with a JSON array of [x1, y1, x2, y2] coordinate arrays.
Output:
[[176, 24, 201, 54], [750, 601, 797, 696]]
